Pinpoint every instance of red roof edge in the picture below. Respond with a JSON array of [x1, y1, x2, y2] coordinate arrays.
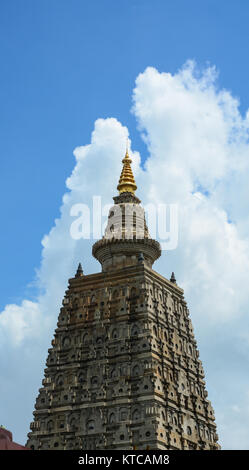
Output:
[[0, 428, 30, 450]]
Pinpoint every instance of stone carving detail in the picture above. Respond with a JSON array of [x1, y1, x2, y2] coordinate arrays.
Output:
[[26, 266, 220, 450], [26, 149, 219, 450]]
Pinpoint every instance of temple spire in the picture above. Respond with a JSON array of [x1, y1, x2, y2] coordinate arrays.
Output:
[[170, 272, 176, 284], [75, 262, 83, 278], [117, 148, 137, 195]]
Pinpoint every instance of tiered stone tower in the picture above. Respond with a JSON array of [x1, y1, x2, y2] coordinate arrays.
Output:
[[27, 149, 220, 450]]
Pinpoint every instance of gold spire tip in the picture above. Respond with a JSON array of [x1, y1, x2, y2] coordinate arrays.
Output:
[[117, 148, 137, 195]]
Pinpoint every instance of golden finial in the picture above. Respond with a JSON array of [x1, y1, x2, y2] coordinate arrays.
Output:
[[117, 146, 137, 195]]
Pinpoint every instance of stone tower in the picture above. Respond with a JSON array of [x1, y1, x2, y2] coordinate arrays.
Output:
[[27, 149, 220, 450]]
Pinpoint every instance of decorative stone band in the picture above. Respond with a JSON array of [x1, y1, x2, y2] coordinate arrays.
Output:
[[92, 237, 161, 272], [113, 192, 141, 205]]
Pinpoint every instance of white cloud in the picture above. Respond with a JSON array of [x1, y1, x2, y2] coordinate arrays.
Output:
[[0, 300, 42, 347], [133, 63, 249, 324], [1, 61, 249, 449], [0, 117, 140, 445], [132, 62, 249, 449]]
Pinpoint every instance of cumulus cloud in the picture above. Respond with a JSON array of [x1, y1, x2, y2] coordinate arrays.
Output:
[[133, 63, 249, 324], [0, 117, 140, 444], [1, 61, 249, 449], [132, 62, 249, 449], [0, 300, 42, 347]]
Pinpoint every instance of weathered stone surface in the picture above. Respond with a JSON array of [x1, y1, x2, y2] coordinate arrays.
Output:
[[26, 263, 220, 450], [27, 151, 220, 450]]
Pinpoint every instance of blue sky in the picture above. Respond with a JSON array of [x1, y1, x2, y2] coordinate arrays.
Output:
[[1, 0, 249, 448], [1, 0, 249, 309]]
